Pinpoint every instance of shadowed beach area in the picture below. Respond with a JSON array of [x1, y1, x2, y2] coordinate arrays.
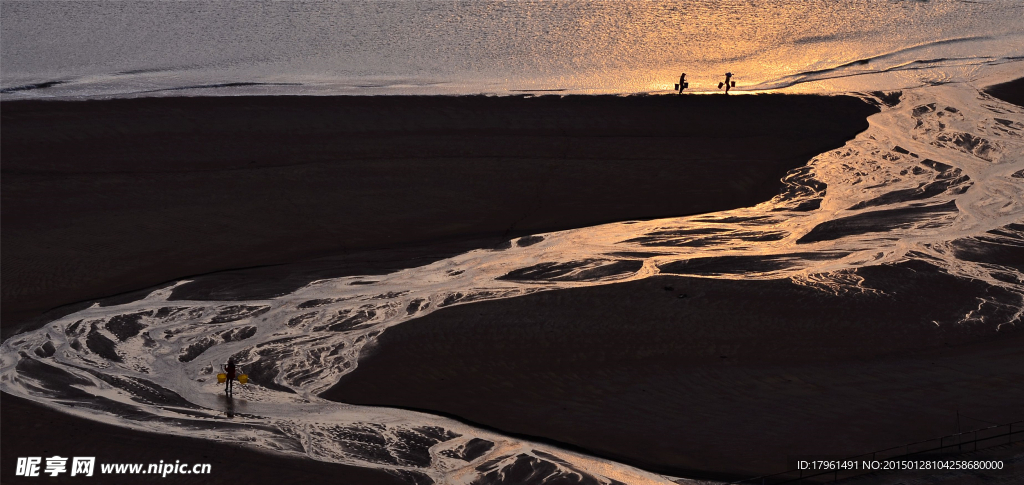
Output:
[[0, 394, 409, 485], [985, 77, 1024, 108], [0, 92, 881, 483], [16, 88, 1024, 483], [323, 265, 1024, 479], [2, 93, 878, 335]]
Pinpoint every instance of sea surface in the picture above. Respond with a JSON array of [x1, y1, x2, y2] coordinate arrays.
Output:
[[2, 1, 1024, 484], [2, 0, 1023, 98]]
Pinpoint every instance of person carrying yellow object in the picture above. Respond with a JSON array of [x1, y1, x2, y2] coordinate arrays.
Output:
[[224, 358, 237, 396]]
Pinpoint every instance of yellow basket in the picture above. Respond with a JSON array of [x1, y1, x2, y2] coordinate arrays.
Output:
[[217, 373, 227, 383], [238, 374, 248, 385]]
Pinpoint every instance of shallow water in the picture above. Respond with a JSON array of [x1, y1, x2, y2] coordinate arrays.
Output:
[[2, 0, 1023, 98], [3, 74, 1023, 483]]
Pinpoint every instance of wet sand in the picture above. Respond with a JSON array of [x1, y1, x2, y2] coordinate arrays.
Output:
[[2, 93, 878, 483], [0, 394, 408, 485], [985, 77, 1024, 108], [324, 263, 1024, 480], [5, 81, 1022, 480], [2, 94, 877, 336]]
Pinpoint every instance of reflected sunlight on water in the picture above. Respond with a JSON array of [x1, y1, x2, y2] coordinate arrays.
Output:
[[2, 0, 1022, 97]]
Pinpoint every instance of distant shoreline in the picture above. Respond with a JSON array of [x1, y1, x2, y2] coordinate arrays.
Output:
[[1, 71, 1020, 101], [1, 90, 821, 102]]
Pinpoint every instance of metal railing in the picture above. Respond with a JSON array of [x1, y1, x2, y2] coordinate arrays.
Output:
[[732, 420, 1023, 484]]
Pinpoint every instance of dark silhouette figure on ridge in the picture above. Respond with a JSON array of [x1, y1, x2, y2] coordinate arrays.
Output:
[[719, 72, 734, 94]]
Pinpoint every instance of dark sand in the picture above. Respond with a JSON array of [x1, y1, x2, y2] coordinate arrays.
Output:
[[2, 94, 877, 334], [325, 263, 1024, 480], [985, 77, 1024, 108], [838, 442, 1024, 485], [0, 394, 407, 485], [1, 93, 878, 483]]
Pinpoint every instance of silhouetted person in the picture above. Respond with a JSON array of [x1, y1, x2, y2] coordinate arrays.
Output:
[[719, 72, 734, 94], [677, 72, 687, 94], [224, 358, 237, 397]]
